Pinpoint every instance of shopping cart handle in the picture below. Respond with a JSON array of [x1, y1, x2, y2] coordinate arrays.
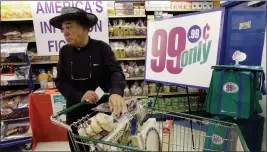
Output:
[[55, 101, 87, 117]]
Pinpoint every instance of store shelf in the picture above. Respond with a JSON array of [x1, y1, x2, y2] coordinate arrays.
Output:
[[1, 40, 36, 43], [126, 77, 144, 80], [2, 116, 29, 122], [123, 92, 199, 99], [2, 92, 30, 99], [145, 9, 211, 12], [148, 92, 198, 96], [109, 36, 146, 40], [1, 18, 33, 21], [117, 57, 145, 61], [108, 15, 147, 18], [2, 58, 145, 65], [0, 137, 32, 148], [124, 96, 148, 99]]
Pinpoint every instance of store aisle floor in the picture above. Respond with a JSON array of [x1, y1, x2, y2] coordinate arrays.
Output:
[[20, 141, 70, 151], [34, 142, 70, 151]]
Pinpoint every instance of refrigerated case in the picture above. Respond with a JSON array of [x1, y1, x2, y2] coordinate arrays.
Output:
[[219, 1, 266, 66]]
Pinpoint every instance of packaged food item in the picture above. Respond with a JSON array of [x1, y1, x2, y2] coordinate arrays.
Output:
[[118, 19, 124, 37], [91, 116, 103, 134], [124, 86, 131, 96], [134, 23, 141, 36], [141, 82, 149, 96], [140, 41, 146, 56], [140, 65, 145, 76], [139, 21, 147, 36], [123, 23, 129, 36], [108, 22, 114, 37], [78, 127, 88, 137], [107, 1, 115, 15], [125, 43, 133, 57], [38, 69, 48, 88], [3, 121, 31, 140], [95, 113, 117, 132], [163, 85, 170, 93], [149, 83, 157, 94], [113, 20, 119, 37], [127, 63, 135, 77], [134, 65, 141, 77], [134, 4, 140, 15], [129, 22, 135, 36], [140, 5, 146, 15], [136, 45, 143, 57], [130, 81, 139, 95], [17, 95, 28, 108], [170, 85, 178, 92], [135, 86, 143, 96]]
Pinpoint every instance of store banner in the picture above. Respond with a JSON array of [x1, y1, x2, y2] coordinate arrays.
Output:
[[31, 1, 109, 56], [145, 9, 225, 88], [51, 93, 67, 122]]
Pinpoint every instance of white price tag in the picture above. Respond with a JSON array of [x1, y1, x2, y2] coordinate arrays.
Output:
[[1, 51, 10, 58], [1, 81, 8, 86]]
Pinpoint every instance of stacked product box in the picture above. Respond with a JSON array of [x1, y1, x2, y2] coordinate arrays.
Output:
[[114, 2, 145, 16]]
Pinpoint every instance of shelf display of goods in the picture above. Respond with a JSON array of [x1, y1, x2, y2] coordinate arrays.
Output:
[[124, 81, 149, 97], [1, 120, 32, 142], [121, 61, 145, 78], [1, 1, 32, 21], [107, 1, 146, 16], [110, 40, 146, 58], [109, 19, 146, 37], [1, 24, 35, 42], [140, 96, 200, 114]]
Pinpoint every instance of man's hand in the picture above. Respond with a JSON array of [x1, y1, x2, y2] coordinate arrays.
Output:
[[81, 91, 98, 104], [108, 94, 126, 117]]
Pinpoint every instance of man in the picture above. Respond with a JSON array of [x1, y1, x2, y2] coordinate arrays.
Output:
[[49, 7, 126, 151]]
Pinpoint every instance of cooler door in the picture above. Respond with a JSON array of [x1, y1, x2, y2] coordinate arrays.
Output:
[[220, 2, 266, 65]]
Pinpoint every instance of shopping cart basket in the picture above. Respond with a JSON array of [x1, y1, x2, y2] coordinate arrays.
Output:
[[50, 99, 249, 152]]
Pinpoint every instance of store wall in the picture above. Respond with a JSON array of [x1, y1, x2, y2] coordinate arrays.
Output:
[[260, 26, 266, 151]]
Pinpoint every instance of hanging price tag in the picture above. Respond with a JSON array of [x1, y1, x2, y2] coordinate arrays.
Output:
[[145, 9, 224, 88], [1, 51, 10, 58]]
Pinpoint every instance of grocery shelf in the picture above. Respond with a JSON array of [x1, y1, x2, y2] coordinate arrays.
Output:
[[1, 40, 36, 43], [1, 18, 33, 21], [0, 137, 32, 148], [2, 92, 30, 99], [145, 9, 210, 12], [109, 36, 146, 39], [123, 92, 199, 99], [124, 96, 148, 99], [2, 58, 144, 65], [148, 92, 198, 96], [2, 116, 29, 122], [126, 77, 144, 80], [117, 57, 145, 61], [108, 15, 146, 18]]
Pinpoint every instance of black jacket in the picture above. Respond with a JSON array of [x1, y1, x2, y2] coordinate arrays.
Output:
[[55, 37, 126, 107]]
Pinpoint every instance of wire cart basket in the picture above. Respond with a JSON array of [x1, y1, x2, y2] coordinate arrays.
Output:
[[51, 98, 249, 152]]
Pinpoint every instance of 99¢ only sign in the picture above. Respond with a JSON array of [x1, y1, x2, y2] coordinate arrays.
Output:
[[145, 9, 225, 88]]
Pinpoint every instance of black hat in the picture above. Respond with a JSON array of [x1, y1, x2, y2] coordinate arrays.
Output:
[[49, 7, 98, 29]]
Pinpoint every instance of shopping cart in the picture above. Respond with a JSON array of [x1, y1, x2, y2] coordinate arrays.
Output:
[[50, 99, 249, 152]]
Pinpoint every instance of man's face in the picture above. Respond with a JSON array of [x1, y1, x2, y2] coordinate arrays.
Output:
[[61, 20, 87, 46]]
